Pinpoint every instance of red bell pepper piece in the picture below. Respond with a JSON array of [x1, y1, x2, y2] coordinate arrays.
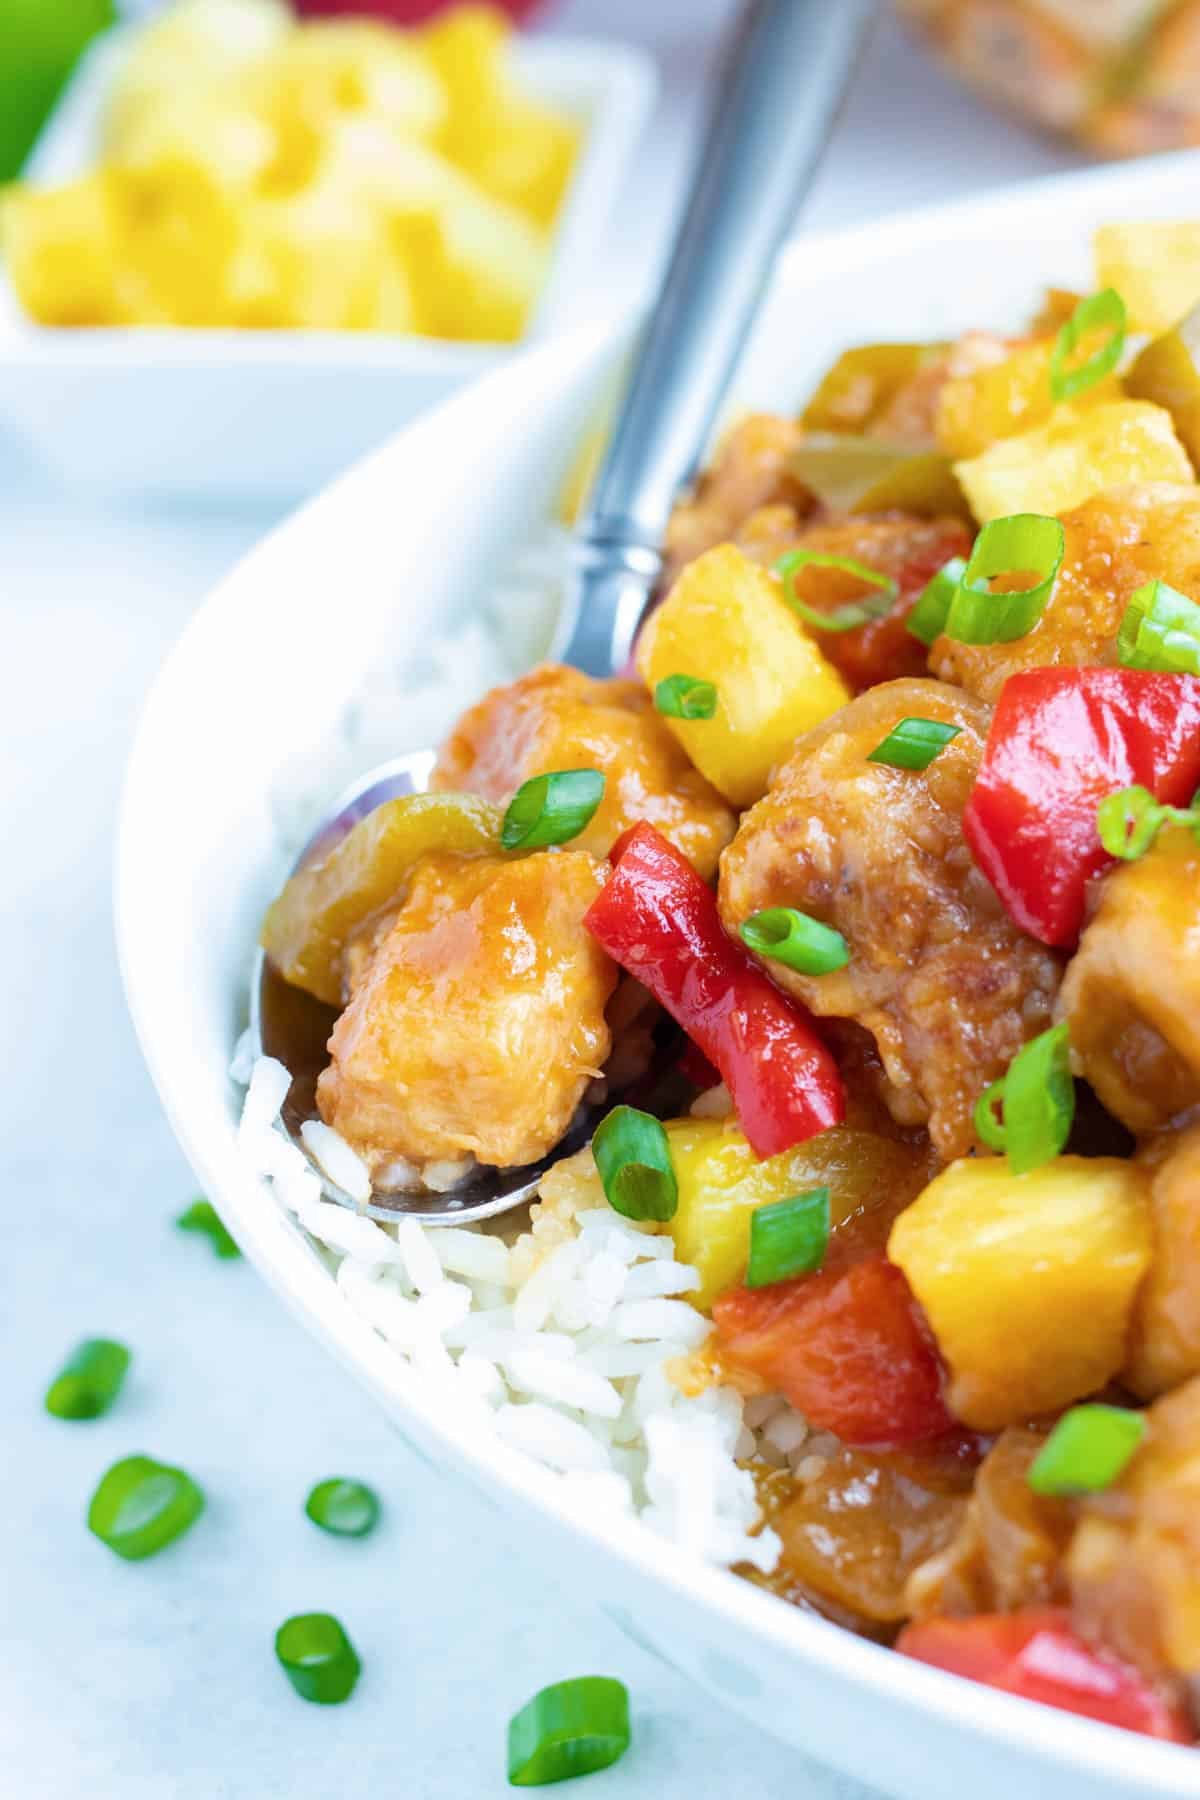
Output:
[[898, 1610, 1193, 1743], [583, 823, 845, 1157], [712, 1254, 954, 1448], [963, 668, 1200, 947]]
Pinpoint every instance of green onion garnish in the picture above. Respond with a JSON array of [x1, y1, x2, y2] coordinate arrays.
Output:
[[305, 1477, 380, 1538], [907, 556, 967, 646], [1116, 577, 1200, 676], [274, 1613, 361, 1705], [507, 1676, 631, 1787], [501, 769, 605, 851], [866, 717, 962, 771], [1027, 1404, 1147, 1498], [774, 549, 898, 632], [973, 1022, 1075, 1175], [942, 514, 1065, 645], [654, 673, 717, 720], [45, 1338, 131, 1421], [746, 1188, 830, 1289], [87, 1455, 205, 1561], [176, 1197, 241, 1260], [1097, 783, 1200, 859], [591, 1105, 677, 1223], [1049, 287, 1127, 404], [740, 907, 850, 976]]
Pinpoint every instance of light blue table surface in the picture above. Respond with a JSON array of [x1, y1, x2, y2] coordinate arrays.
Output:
[[0, 6, 1076, 1794]]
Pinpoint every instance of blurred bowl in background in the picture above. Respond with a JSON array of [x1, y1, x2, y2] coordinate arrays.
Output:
[[293, 0, 546, 20]]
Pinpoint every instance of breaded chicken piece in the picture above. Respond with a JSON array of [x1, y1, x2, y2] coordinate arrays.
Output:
[[317, 849, 615, 1173], [662, 411, 813, 588], [718, 678, 1061, 1159], [1127, 1120, 1200, 1401], [1057, 827, 1200, 1135], [432, 663, 735, 878], [931, 483, 1200, 703]]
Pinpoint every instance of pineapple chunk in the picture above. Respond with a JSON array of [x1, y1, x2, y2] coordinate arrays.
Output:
[[666, 1118, 931, 1311], [2, 173, 140, 326], [935, 334, 1122, 461], [635, 544, 851, 808], [1095, 220, 1200, 333], [1126, 299, 1200, 466], [954, 399, 1193, 522], [888, 1156, 1153, 1431]]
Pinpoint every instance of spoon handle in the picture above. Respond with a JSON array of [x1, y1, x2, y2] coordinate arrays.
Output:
[[555, 0, 877, 678]]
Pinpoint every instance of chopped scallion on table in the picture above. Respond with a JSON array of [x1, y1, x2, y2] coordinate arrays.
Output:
[[740, 907, 849, 976], [746, 1188, 830, 1289], [1028, 1404, 1147, 1497], [45, 1337, 130, 1421], [507, 1676, 631, 1787], [973, 1022, 1075, 1175], [591, 1106, 677, 1223], [941, 514, 1065, 645], [774, 549, 897, 632], [304, 1477, 380, 1538], [906, 556, 966, 646], [501, 770, 605, 851], [176, 1197, 241, 1260], [275, 1612, 361, 1704], [653, 673, 718, 719], [87, 1455, 204, 1561], [1049, 287, 1127, 404], [1116, 577, 1200, 675], [867, 717, 962, 771]]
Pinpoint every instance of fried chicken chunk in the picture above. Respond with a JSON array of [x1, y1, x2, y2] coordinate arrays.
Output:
[[931, 483, 1200, 703], [718, 678, 1061, 1158], [317, 849, 615, 1174], [662, 411, 812, 588], [1127, 1120, 1200, 1401], [1057, 826, 1200, 1135], [432, 663, 735, 878]]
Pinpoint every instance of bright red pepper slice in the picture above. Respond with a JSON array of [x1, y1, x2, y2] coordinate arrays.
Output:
[[898, 1610, 1193, 1743], [583, 822, 845, 1157], [712, 1253, 954, 1448], [962, 668, 1200, 947]]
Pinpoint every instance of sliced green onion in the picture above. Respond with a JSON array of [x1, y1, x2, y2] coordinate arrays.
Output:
[[45, 1338, 131, 1421], [501, 769, 605, 851], [907, 555, 966, 646], [507, 1676, 631, 1787], [274, 1613, 361, 1705], [740, 907, 850, 976], [971, 1022, 1075, 1176], [87, 1455, 205, 1561], [943, 514, 1065, 645], [591, 1106, 677, 1223], [867, 717, 962, 771], [774, 549, 897, 632], [1049, 287, 1127, 403], [1116, 577, 1200, 675], [746, 1188, 830, 1289], [1028, 1404, 1147, 1498], [1097, 783, 1200, 859], [654, 673, 717, 720], [305, 1477, 380, 1539], [176, 1198, 241, 1260]]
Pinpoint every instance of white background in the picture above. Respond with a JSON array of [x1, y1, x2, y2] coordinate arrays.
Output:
[[0, 4, 1080, 1796]]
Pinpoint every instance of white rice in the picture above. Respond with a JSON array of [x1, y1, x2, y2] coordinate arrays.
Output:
[[231, 1047, 787, 1574]]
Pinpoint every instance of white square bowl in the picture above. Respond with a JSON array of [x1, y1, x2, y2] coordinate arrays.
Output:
[[0, 22, 654, 502], [117, 149, 1200, 1799]]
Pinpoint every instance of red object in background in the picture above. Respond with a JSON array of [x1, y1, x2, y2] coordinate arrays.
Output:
[[713, 1254, 954, 1448], [292, 0, 545, 22], [962, 668, 1200, 948], [898, 1610, 1193, 1743], [583, 823, 845, 1158]]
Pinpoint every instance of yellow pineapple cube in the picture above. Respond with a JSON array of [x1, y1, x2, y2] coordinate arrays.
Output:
[[936, 334, 1122, 461], [954, 399, 1193, 522], [1095, 220, 1200, 333]]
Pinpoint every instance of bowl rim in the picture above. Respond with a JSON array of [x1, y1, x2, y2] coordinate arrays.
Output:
[[116, 146, 1200, 1794]]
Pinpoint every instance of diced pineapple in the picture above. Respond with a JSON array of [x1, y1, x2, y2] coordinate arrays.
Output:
[[888, 1156, 1153, 1431], [666, 1118, 931, 1311], [935, 334, 1122, 461], [105, 0, 292, 149], [635, 544, 850, 808], [253, 21, 447, 142], [2, 173, 138, 325], [1126, 299, 1200, 466], [801, 342, 930, 435], [1095, 220, 1200, 333], [954, 399, 1193, 522]]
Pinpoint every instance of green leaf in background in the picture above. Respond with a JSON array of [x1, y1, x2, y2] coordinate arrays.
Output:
[[0, 0, 116, 182]]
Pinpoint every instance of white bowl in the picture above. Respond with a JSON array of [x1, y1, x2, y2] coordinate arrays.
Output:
[[0, 22, 654, 503], [117, 150, 1200, 1800]]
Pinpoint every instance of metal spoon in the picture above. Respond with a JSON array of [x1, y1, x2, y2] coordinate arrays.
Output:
[[253, 0, 877, 1225]]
